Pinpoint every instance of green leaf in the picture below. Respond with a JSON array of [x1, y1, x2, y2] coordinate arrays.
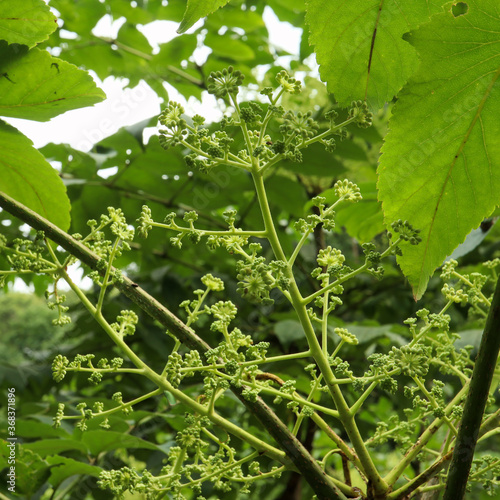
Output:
[[205, 7, 265, 32], [274, 320, 304, 349], [108, 0, 155, 24], [48, 0, 107, 33], [334, 183, 384, 242], [266, 175, 308, 217], [305, 0, 444, 108], [151, 35, 198, 68], [45, 455, 101, 488], [378, 0, 500, 299], [0, 0, 57, 48], [117, 22, 153, 56], [204, 32, 255, 61], [178, 0, 231, 34], [6, 446, 51, 495], [22, 438, 88, 457], [81, 430, 165, 456], [16, 419, 69, 439], [0, 43, 106, 121], [280, 142, 346, 177], [0, 120, 71, 231]]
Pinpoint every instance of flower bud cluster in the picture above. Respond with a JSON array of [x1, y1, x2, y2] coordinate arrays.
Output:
[[2, 231, 49, 274], [348, 100, 373, 128], [110, 310, 139, 338], [236, 252, 289, 305], [275, 69, 302, 94], [85, 207, 134, 260], [52, 353, 124, 385], [207, 66, 245, 98], [98, 466, 161, 498], [388, 219, 422, 245]]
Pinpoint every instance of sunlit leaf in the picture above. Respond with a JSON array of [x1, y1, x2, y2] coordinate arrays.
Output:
[[305, 0, 444, 108], [178, 0, 231, 34], [0, 0, 57, 48], [378, 0, 500, 298], [0, 43, 106, 121], [0, 121, 71, 230]]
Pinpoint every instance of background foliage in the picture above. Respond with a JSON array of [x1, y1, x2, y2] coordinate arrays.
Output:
[[0, 0, 499, 498]]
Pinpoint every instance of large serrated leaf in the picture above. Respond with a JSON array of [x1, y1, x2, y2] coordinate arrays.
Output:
[[0, 0, 57, 48], [378, 0, 500, 299], [178, 0, 231, 34], [305, 0, 444, 108], [0, 120, 71, 231], [0, 42, 106, 121]]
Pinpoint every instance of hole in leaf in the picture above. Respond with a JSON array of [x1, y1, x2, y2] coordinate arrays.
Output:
[[452, 2, 468, 17]]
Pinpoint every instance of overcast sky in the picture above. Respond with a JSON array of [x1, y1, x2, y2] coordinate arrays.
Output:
[[7, 7, 302, 152]]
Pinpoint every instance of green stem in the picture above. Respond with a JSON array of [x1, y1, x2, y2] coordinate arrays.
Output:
[[62, 389, 163, 420], [65, 367, 143, 375], [231, 96, 254, 161], [163, 447, 187, 490], [292, 375, 323, 436], [387, 451, 452, 500], [151, 221, 266, 238], [93, 35, 205, 87], [414, 377, 457, 436], [384, 383, 469, 485], [288, 227, 313, 267], [179, 139, 250, 169], [452, 270, 491, 307], [62, 268, 290, 466], [251, 171, 388, 495], [350, 381, 378, 415], [443, 272, 500, 500], [178, 349, 312, 372], [96, 237, 120, 313], [259, 116, 358, 175], [322, 287, 330, 356], [213, 370, 340, 418]]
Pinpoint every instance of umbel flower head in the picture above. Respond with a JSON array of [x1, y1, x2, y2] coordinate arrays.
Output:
[[207, 66, 245, 98], [317, 246, 345, 268], [158, 102, 188, 150]]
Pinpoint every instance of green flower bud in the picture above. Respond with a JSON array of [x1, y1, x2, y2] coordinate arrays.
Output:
[[207, 66, 245, 98]]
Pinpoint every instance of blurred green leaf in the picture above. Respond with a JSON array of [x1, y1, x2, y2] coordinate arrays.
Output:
[[151, 34, 198, 68], [49, 0, 106, 32], [5, 446, 51, 495], [46, 455, 102, 488], [81, 430, 165, 455], [266, 175, 308, 217], [23, 438, 88, 457], [0, 120, 71, 230], [0, 0, 57, 48], [334, 183, 384, 242], [16, 419, 69, 439], [204, 32, 255, 61], [206, 7, 265, 32], [178, 0, 231, 34], [274, 320, 304, 349]]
